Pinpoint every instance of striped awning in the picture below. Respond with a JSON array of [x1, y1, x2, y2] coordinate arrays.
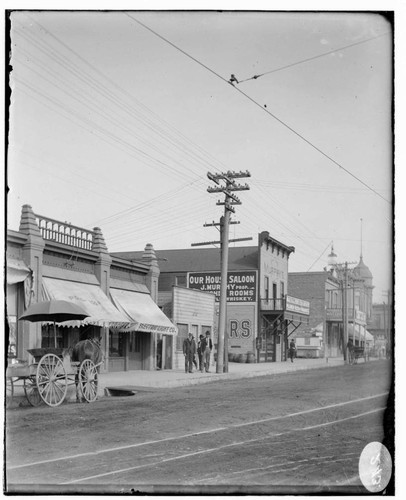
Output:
[[42, 277, 130, 329], [110, 288, 177, 335]]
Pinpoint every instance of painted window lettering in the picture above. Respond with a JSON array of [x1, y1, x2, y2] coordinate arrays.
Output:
[[229, 319, 252, 338]]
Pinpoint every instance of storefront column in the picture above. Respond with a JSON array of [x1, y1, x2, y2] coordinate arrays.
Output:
[[19, 205, 45, 357], [93, 227, 112, 371]]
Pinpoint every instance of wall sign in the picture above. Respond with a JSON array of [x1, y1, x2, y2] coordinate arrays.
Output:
[[188, 271, 257, 302], [285, 295, 310, 315]]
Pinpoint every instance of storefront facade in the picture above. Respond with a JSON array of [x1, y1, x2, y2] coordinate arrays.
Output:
[[289, 254, 374, 359], [114, 231, 309, 363], [6, 204, 176, 372]]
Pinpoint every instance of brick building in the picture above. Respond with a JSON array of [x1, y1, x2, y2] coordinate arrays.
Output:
[[288, 249, 375, 359]]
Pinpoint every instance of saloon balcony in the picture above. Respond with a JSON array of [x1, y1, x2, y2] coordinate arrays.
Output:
[[260, 298, 285, 312], [260, 295, 310, 325]]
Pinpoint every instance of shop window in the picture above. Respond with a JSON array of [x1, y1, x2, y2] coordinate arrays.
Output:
[[176, 323, 189, 350], [129, 332, 141, 353], [41, 324, 63, 349], [264, 276, 269, 300], [109, 330, 125, 357], [175, 275, 187, 287], [7, 316, 17, 358], [202, 325, 212, 336]]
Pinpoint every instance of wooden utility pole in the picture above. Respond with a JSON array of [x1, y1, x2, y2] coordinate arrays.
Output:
[[192, 171, 250, 374], [382, 289, 391, 356], [343, 262, 348, 363], [335, 260, 356, 363]]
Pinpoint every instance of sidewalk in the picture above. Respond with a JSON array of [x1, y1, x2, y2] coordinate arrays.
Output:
[[8, 357, 348, 408], [100, 357, 345, 395]]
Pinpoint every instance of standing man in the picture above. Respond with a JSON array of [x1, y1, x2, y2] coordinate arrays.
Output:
[[289, 339, 296, 363], [197, 334, 205, 372], [203, 331, 213, 373], [183, 332, 196, 373]]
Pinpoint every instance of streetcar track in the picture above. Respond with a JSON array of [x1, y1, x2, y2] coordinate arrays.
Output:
[[7, 392, 387, 473], [60, 406, 385, 485], [192, 451, 359, 483]]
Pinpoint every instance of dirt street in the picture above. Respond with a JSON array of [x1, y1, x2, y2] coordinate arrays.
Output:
[[5, 360, 394, 494]]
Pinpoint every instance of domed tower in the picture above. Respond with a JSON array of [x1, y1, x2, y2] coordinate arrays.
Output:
[[327, 243, 337, 277], [352, 218, 374, 321], [353, 256, 374, 322], [353, 256, 373, 286]]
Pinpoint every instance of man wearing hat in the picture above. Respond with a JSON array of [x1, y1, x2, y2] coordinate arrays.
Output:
[[203, 331, 213, 373], [183, 332, 196, 373]]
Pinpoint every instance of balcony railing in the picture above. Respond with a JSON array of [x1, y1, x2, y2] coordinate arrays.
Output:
[[36, 215, 95, 250], [261, 295, 310, 316], [260, 298, 285, 311]]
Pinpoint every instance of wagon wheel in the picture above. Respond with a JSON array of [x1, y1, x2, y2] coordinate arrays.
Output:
[[24, 376, 43, 407], [6, 378, 14, 408], [36, 354, 68, 407], [78, 359, 99, 403]]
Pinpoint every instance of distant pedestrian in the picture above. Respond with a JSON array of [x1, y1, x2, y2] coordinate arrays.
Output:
[[193, 336, 198, 370], [183, 332, 196, 373], [347, 338, 354, 364], [289, 340, 296, 363], [203, 331, 213, 372], [197, 334, 205, 372]]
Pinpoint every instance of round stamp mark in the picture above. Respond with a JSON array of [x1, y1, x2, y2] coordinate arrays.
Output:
[[359, 441, 392, 493]]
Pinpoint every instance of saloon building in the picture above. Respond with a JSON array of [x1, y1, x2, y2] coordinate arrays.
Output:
[[6, 204, 177, 372], [113, 231, 310, 363]]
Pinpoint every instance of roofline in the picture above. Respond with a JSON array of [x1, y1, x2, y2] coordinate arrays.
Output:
[[259, 231, 295, 254]]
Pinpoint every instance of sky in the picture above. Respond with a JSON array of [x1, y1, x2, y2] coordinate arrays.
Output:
[[6, 7, 396, 303]]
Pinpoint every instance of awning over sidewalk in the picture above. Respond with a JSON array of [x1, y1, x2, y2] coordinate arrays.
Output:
[[7, 258, 31, 285], [347, 324, 374, 343], [110, 288, 178, 335], [42, 277, 130, 329]]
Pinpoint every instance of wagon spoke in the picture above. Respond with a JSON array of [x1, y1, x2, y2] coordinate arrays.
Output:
[[79, 359, 98, 403], [24, 377, 43, 407], [36, 354, 68, 407]]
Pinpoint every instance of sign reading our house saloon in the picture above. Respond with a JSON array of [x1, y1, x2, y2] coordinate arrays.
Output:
[[188, 271, 257, 302]]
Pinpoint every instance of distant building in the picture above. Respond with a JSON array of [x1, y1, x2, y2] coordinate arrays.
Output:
[[288, 247, 375, 359], [368, 302, 392, 358]]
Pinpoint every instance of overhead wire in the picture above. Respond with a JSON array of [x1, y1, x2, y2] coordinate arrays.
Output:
[[306, 240, 333, 272], [13, 15, 239, 238], [22, 14, 230, 176], [237, 32, 391, 83], [11, 14, 386, 266], [11, 26, 227, 249], [13, 28, 212, 185], [129, 15, 390, 206]]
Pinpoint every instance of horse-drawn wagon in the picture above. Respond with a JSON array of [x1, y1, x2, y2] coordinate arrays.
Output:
[[349, 345, 369, 364], [6, 341, 102, 408], [6, 299, 103, 408]]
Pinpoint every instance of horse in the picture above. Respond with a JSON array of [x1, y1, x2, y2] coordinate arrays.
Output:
[[71, 338, 104, 402]]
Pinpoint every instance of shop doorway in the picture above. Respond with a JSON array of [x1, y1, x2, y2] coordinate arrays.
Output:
[[128, 331, 143, 370]]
